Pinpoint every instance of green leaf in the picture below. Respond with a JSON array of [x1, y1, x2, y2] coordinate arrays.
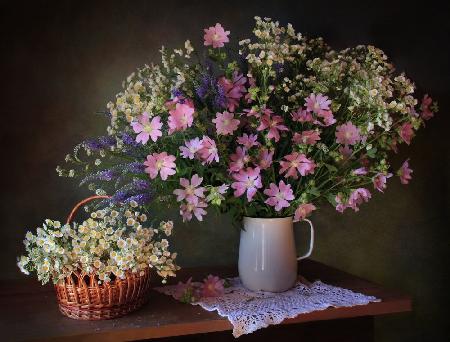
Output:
[[326, 193, 337, 206], [367, 148, 378, 158]]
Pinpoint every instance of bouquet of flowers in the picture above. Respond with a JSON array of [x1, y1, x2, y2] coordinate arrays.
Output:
[[58, 17, 438, 224], [18, 202, 179, 284]]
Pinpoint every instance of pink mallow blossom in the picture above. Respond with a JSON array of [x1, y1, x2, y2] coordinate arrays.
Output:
[[144, 152, 176, 180], [173, 174, 205, 204], [198, 136, 219, 164], [373, 172, 393, 192], [180, 137, 203, 159], [291, 108, 313, 123], [315, 110, 336, 127], [203, 23, 230, 48], [279, 152, 316, 179], [131, 113, 163, 144], [335, 122, 361, 145], [399, 122, 414, 145], [212, 111, 240, 135], [398, 159, 413, 185], [292, 130, 321, 145], [237, 133, 260, 149], [229, 147, 250, 173], [305, 93, 331, 115], [335, 188, 372, 213], [339, 145, 353, 159], [218, 72, 247, 112], [201, 275, 225, 297], [180, 201, 208, 222], [231, 167, 262, 202], [347, 188, 372, 212], [257, 114, 289, 142], [294, 203, 316, 222], [420, 94, 434, 120], [173, 277, 200, 303], [257, 148, 274, 170], [352, 167, 368, 176], [168, 102, 195, 134], [264, 181, 295, 212]]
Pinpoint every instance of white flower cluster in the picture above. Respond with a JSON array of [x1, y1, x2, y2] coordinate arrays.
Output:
[[107, 40, 195, 130], [18, 205, 178, 285], [239, 17, 304, 69]]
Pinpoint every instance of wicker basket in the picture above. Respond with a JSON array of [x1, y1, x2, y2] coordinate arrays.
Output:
[[54, 195, 152, 320]]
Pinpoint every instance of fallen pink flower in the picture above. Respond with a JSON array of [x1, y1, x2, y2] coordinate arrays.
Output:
[[201, 275, 225, 297]]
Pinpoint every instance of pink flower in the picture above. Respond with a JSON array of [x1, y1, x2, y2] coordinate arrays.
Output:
[[237, 133, 260, 149], [168, 102, 195, 134], [201, 275, 225, 297], [292, 130, 321, 145], [173, 277, 200, 303], [335, 122, 361, 145], [335, 194, 347, 213], [347, 188, 371, 212], [264, 181, 295, 212], [257, 148, 274, 170], [305, 93, 331, 114], [198, 136, 219, 164], [242, 107, 261, 118], [180, 201, 208, 222], [231, 167, 262, 202], [279, 152, 316, 179], [173, 174, 205, 204], [212, 111, 240, 135], [203, 23, 230, 48], [131, 113, 163, 144], [335, 188, 371, 213], [398, 159, 413, 185], [316, 110, 336, 126], [228, 147, 251, 173], [180, 137, 203, 159], [294, 203, 316, 222], [218, 72, 247, 112], [144, 152, 176, 180], [257, 114, 289, 142], [373, 172, 392, 192], [352, 167, 368, 176], [399, 122, 414, 145], [339, 145, 353, 159], [420, 94, 434, 120], [291, 108, 313, 123]]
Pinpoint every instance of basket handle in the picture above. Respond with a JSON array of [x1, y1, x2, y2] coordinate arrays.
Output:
[[66, 195, 110, 224]]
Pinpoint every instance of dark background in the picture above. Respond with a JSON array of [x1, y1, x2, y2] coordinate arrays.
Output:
[[1, 1, 449, 341]]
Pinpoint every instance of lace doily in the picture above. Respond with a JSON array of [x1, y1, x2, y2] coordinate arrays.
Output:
[[155, 277, 380, 337]]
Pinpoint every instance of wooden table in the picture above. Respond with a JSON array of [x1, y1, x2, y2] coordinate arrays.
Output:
[[0, 260, 411, 341]]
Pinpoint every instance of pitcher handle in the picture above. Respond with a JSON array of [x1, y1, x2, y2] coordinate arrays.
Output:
[[297, 219, 315, 260]]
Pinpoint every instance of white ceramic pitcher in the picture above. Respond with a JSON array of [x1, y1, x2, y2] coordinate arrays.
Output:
[[238, 216, 314, 292]]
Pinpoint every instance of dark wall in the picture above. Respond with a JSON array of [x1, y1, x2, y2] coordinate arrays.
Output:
[[1, 1, 449, 341]]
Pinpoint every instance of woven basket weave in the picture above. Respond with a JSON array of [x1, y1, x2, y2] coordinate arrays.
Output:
[[54, 195, 151, 320]]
